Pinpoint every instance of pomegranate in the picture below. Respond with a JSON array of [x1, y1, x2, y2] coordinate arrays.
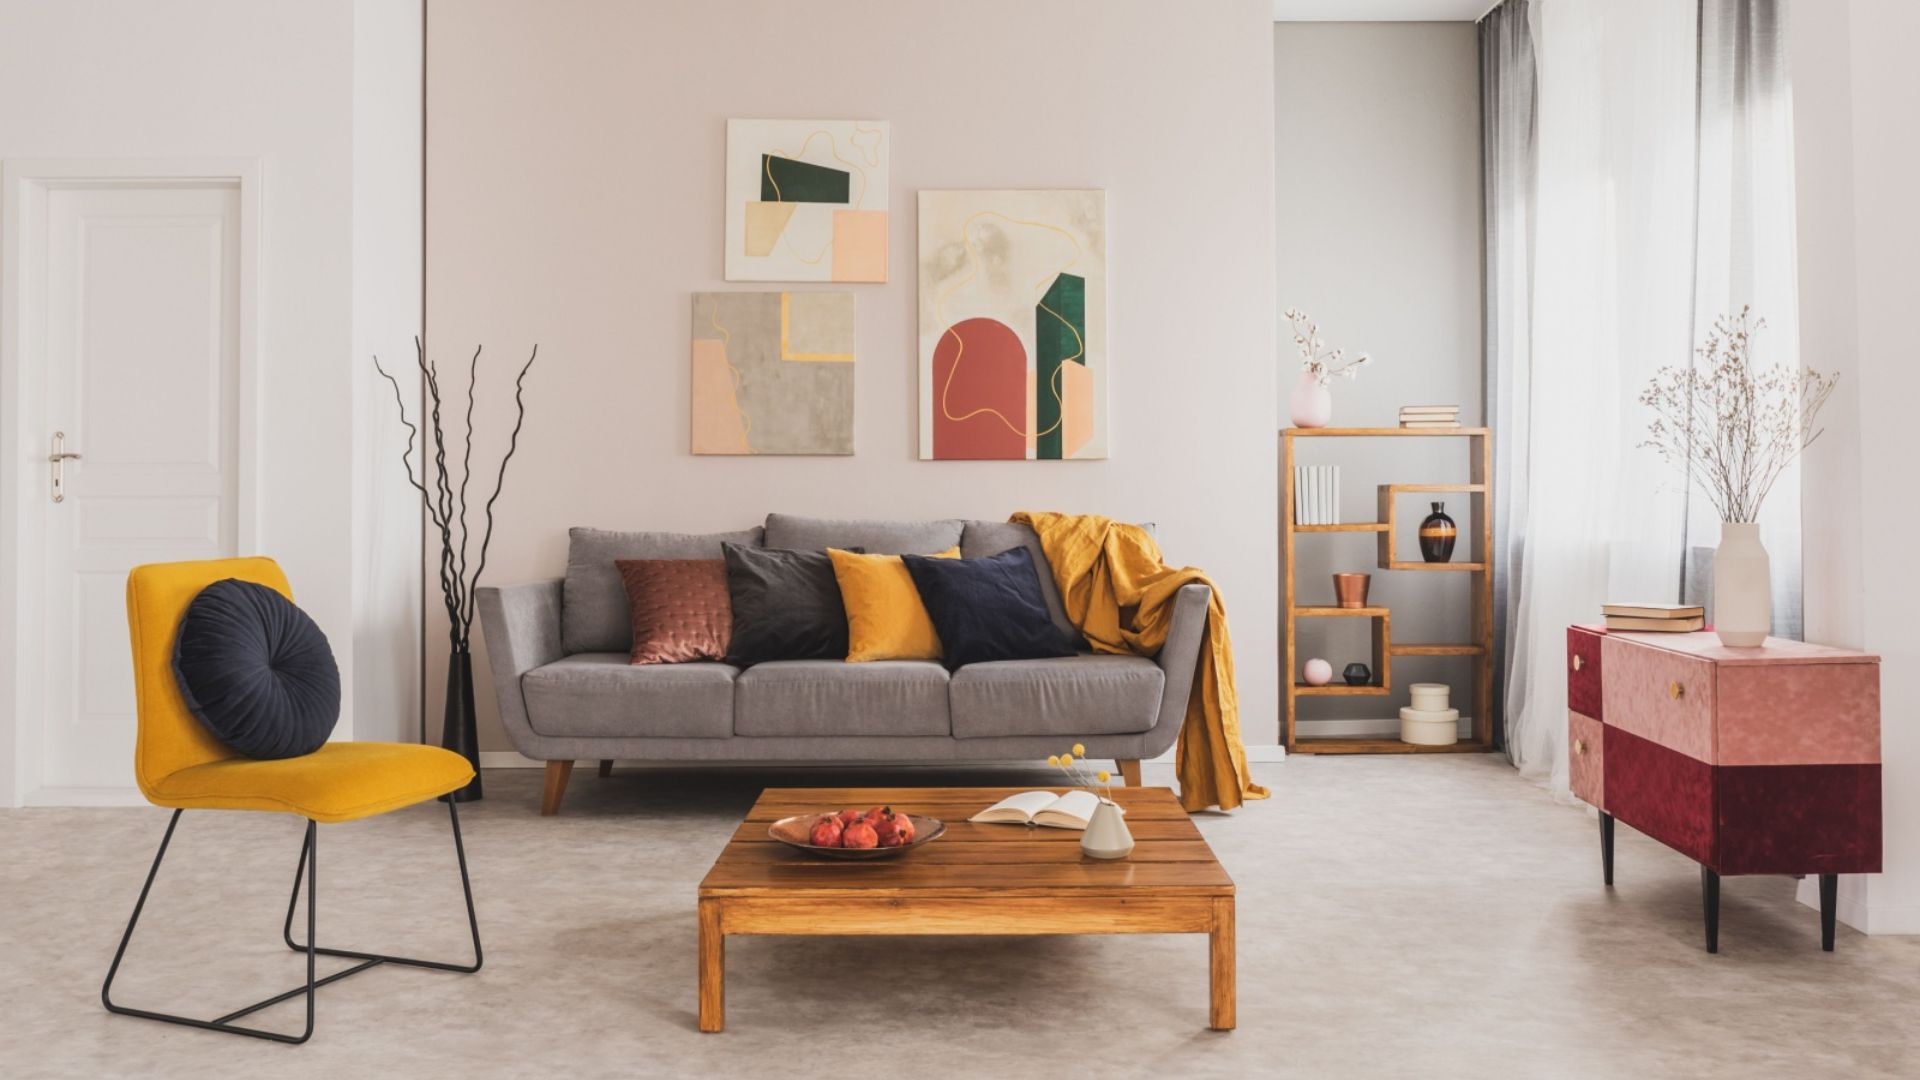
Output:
[[840, 820, 880, 849], [874, 808, 914, 847], [809, 815, 845, 848]]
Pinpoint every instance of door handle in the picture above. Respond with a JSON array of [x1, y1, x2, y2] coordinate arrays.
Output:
[[48, 431, 81, 503]]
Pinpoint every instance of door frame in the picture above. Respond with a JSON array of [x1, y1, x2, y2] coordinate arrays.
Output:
[[0, 158, 263, 806]]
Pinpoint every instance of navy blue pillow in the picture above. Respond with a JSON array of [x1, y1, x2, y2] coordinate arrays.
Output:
[[902, 547, 1078, 669], [172, 578, 340, 759]]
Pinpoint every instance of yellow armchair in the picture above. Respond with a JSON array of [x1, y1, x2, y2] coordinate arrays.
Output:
[[102, 557, 482, 1044]]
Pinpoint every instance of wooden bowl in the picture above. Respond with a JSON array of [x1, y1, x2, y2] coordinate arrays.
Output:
[[767, 813, 946, 860]]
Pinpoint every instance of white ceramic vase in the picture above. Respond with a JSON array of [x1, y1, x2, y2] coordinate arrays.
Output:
[[1713, 521, 1771, 647], [1289, 371, 1333, 429], [1080, 799, 1134, 860]]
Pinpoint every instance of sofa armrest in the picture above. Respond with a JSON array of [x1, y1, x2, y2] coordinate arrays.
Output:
[[1141, 582, 1211, 758], [475, 579, 564, 753]]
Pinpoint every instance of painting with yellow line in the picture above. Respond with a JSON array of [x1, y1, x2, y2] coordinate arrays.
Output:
[[726, 119, 889, 283], [917, 190, 1107, 460], [691, 291, 854, 456]]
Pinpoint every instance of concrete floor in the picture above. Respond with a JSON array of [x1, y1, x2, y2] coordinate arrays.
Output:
[[1, 755, 1915, 1079]]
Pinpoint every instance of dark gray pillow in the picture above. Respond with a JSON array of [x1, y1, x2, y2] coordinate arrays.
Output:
[[721, 543, 862, 665], [902, 547, 1079, 669], [171, 579, 340, 759]]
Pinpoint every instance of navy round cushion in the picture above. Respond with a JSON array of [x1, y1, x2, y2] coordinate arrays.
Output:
[[171, 578, 340, 759]]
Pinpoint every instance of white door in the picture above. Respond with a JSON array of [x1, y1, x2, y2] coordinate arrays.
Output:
[[30, 181, 243, 796]]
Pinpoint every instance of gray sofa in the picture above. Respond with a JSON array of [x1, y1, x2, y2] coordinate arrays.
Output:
[[476, 514, 1208, 814]]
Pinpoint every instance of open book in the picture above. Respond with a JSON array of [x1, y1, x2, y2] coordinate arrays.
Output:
[[970, 790, 1116, 831]]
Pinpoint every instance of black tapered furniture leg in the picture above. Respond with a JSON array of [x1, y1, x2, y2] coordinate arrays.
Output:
[[1819, 873, 1839, 952], [1599, 813, 1615, 887], [1700, 866, 1720, 954]]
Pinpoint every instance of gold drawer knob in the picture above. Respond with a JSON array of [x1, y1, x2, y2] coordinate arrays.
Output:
[[1668, 681, 1685, 700], [1573, 739, 1588, 756], [1572, 654, 1585, 672]]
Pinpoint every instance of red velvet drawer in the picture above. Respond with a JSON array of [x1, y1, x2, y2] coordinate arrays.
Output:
[[1567, 627, 1603, 720], [1604, 726, 1714, 865], [1715, 764, 1882, 875]]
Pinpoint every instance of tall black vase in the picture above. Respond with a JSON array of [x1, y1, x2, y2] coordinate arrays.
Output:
[[1419, 501, 1458, 563], [441, 647, 484, 802]]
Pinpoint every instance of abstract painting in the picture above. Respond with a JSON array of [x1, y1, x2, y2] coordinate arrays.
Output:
[[691, 291, 854, 455], [725, 119, 889, 282], [917, 190, 1107, 460]]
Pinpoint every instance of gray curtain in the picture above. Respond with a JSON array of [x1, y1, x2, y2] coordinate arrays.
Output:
[[1479, 0, 1535, 757]]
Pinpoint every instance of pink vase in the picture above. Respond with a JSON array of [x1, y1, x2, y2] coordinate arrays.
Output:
[[1289, 371, 1332, 429]]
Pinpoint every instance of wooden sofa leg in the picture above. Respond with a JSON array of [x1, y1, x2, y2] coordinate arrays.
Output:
[[1117, 759, 1143, 787], [597, 759, 614, 778], [542, 760, 574, 816]]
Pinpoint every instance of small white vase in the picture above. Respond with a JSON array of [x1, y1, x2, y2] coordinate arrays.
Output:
[[1081, 799, 1134, 860], [1712, 521, 1771, 647], [1289, 371, 1333, 429]]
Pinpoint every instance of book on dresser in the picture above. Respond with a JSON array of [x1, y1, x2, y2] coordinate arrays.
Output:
[[1602, 602, 1704, 632]]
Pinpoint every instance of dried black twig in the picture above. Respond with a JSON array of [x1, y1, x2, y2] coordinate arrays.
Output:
[[374, 337, 537, 649]]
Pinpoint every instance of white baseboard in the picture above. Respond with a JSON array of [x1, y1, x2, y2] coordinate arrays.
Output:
[[22, 785, 147, 808], [1796, 875, 1920, 936], [478, 747, 1284, 769]]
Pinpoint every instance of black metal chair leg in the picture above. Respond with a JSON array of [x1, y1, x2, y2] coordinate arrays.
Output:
[[1599, 813, 1615, 887], [103, 813, 321, 1043], [283, 799, 483, 974], [102, 800, 480, 1044], [1820, 873, 1839, 951], [1701, 866, 1720, 954]]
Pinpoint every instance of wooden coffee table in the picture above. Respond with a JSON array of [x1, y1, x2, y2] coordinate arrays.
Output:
[[697, 786, 1235, 1032]]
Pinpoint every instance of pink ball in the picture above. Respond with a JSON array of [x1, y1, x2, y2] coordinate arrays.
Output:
[[1303, 658, 1333, 686]]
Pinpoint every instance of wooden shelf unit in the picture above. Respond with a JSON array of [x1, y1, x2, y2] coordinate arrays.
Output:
[[1282, 427, 1494, 754]]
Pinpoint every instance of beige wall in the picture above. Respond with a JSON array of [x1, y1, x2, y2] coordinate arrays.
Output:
[[425, 0, 1281, 752], [1273, 22, 1485, 731]]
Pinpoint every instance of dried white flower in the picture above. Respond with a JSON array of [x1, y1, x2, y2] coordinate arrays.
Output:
[[1639, 306, 1837, 523], [1284, 309, 1372, 386]]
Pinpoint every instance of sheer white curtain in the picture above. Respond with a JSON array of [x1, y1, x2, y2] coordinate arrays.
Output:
[[1496, 0, 1802, 795], [1505, 0, 1697, 794]]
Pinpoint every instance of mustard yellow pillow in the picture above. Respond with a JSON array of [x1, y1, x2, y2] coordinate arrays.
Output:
[[828, 547, 960, 662]]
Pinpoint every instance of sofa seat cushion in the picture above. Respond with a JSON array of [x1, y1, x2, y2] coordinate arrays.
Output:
[[950, 654, 1165, 739], [522, 653, 737, 738], [734, 660, 951, 737]]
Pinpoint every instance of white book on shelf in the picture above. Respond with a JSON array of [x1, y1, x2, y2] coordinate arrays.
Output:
[[1330, 466, 1340, 525]]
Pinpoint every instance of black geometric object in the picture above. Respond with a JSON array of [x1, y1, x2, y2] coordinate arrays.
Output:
[[759, 154, 850, 203], [100, 801, 481, 1043], [1343, 662, 1372, 686], [441, 649, 482, 802]]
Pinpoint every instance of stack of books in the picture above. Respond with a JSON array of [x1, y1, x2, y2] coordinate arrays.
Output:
[[1399, 405, 1460, 429], [1602, 603, 1705, 632], [1293, 466, 1340, 525]]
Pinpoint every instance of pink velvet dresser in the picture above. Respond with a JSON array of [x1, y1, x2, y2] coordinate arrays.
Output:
[[1567, 625, 1881, 952]]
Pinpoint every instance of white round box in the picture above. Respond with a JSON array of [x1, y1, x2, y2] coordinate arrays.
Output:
[[1408, 683, 1451, 711], [1399, 706, 1459, 746]]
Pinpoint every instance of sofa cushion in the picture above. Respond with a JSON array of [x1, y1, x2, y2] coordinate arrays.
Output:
[[734, 660, 951, 737], [722, 543, 856, 665], [521, 653, 737, 738], [615, 558, 731, 664], [829, 546, 958, 662], [959, 520, 1078, 647], [765, 513, 963, 555], [949, 654, 1164, 739], [563, 526, 763, 654], [902, 547, 1078, 669], [171, 578, 340, 759]]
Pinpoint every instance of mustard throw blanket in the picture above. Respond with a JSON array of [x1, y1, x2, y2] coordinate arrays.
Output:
[[1012, 512, 1268, 812]]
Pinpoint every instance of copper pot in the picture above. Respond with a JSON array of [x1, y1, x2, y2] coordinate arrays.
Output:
[[1333, 573, 1371, 609]]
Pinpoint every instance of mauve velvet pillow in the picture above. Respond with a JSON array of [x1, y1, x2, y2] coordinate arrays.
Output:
[[615, 559, 732, 664], [901, 547, 1079, 669]]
